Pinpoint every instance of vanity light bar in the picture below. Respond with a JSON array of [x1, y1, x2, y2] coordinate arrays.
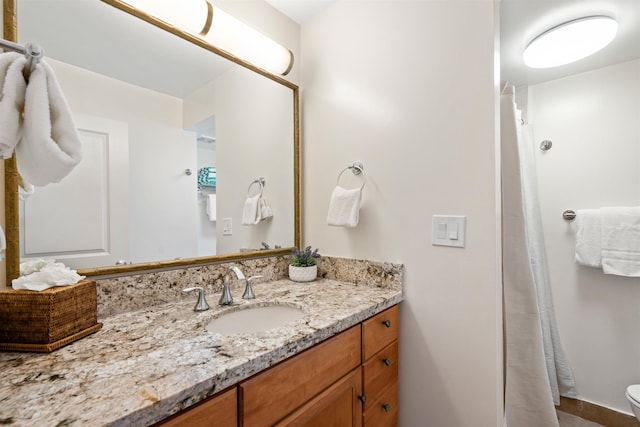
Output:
[[118, 0, 294, 75]]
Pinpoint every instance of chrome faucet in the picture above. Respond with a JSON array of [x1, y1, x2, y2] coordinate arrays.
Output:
[[219, 266, 246, 305], [242, 275, 263, 300], [182, 287, 210, 311]]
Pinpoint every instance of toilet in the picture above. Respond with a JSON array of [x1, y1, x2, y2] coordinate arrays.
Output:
[[626, 384, 640, 420]]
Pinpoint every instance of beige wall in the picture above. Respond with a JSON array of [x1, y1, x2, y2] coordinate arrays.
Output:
[[529, 59, 640, 414], [183, 65, 295, 254], [300, 1, 501, 425]]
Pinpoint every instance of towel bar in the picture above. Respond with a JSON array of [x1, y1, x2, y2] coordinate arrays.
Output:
[[563, 210, 576, 221]]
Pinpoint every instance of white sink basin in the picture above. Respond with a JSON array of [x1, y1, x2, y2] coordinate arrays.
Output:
[[206, 305, 305, 334]]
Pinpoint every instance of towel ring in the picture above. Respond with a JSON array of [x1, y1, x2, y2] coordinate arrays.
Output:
[[247, 177, 265, 197], [336, 162, 366, 190]]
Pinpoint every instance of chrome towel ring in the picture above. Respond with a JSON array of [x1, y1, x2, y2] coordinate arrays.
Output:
[[336, 162, 366, 190], [247, 177, 266, 197]]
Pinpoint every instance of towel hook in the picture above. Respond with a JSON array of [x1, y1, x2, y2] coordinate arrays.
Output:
[[247, 177, 265, 197], [336, 162, 366, 190]]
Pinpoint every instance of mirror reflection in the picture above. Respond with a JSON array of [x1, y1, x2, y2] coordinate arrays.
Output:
[[15, 0, 297, 271]]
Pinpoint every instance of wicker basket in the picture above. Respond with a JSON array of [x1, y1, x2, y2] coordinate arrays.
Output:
[[0, 280, 102, 352]]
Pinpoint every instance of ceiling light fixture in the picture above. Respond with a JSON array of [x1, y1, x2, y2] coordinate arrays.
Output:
[[117, 0, 294, 75], [523, 16, 618, 69]]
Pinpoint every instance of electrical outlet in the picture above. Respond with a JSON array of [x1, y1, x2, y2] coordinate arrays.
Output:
[[223, 218, 233, 235]]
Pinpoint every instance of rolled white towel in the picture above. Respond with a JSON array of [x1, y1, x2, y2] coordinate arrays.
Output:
[[16, 60, 82, 186], [327, 185, 362, 228], [0, 53, 26, 158]]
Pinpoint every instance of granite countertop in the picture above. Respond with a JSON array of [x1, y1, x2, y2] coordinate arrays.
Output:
[[0, 278, 402, 427]]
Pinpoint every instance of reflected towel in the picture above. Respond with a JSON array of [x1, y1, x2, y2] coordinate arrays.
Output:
[[574, 209, 601, 267], [206, 194, 216, 221], [16, 60, 82, 186], [327, 185, 362, 228], [258, 196, 273, 221], [0, 53, 26, 158], [601, 206, 640, 277], [242, 194, 273, 225], [242, 194, 260, 225]]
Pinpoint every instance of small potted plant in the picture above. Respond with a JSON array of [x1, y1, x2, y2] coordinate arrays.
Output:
[[289, 246, 321, 282]]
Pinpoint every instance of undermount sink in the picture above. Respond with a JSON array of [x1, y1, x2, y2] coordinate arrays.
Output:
[[205, 305, 305, 335]]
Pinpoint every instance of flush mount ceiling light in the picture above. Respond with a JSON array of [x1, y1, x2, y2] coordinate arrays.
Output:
[[116, 0, 294, 75], [523, 16, 618, 69]]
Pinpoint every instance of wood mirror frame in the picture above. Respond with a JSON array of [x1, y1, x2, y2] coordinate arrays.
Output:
[[2, 0, 300, 285]]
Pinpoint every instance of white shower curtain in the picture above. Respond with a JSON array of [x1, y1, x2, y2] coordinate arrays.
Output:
[[501, 84, 576, 427]]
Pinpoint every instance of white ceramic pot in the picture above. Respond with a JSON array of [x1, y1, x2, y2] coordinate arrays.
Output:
[[288, 265, 317, 282]]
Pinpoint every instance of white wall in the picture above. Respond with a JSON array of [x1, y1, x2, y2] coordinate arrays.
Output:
[[183, 66, 295, 254], [528, 58, 640, 414], [301, 1, 501, 425]]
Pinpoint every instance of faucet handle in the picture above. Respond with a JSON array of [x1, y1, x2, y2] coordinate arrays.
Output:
[[243, 275, 264, 300], [183, 287, 210, 311]]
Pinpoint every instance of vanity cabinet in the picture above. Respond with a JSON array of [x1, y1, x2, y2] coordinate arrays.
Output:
[[240, 325, 362, 426], [361, 305, 399, 427], [156, 304, 399, 427], [156, 387, 237, 427]]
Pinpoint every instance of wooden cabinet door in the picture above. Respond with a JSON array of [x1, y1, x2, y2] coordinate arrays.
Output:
[[156, 387, 237, 427], [240, 326, 361, 426], [276, 368, 363, 427]]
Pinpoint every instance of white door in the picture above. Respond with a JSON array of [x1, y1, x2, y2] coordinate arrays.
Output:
[[20, 115, 130, 269], [128, 122, 199, 264]]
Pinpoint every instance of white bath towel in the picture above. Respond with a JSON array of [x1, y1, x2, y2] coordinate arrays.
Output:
[[574, 209, 602, 268], [242, 194, 261, 225], [327, 185, 362, 227], [206, 194, 217, 221], [600, 206, 640, 277], [0, 53, 26, 158], [16, 60, 82, 186]]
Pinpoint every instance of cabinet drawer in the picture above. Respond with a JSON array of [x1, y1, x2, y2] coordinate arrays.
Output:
[[240, 325, 361, 427], [156, 387, 237, 427], [362, 306, 399, 361], [362, 380, 398, 427], [363, 340, 398, 410]]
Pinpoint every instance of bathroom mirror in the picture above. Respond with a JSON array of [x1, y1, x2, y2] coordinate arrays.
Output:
[[3, 0, 300, 281]]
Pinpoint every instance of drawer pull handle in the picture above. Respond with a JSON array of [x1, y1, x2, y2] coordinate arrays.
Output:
[[382, 320, 391, 328], [358, 394, 367, 404], [383, 357, 391, 366], [382, 403, 391, 412]]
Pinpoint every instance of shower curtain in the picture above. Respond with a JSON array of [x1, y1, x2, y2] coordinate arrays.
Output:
[[500, 84, 576, 426]]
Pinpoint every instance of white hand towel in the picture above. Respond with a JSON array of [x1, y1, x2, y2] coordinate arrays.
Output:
[[0, 53, 26, 158], [16, 60, 82, 186], [574, 209, 601, 267], [242, 194, 260, 225], [258, 196, 273, 221], [600, 206, 640, 277], [327, 185, 362, 227], [206, 194, 217, 221]]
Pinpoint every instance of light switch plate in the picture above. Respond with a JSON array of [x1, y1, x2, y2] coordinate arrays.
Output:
[[223, 218, 233, 235], [432, 215, 466, 248]]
